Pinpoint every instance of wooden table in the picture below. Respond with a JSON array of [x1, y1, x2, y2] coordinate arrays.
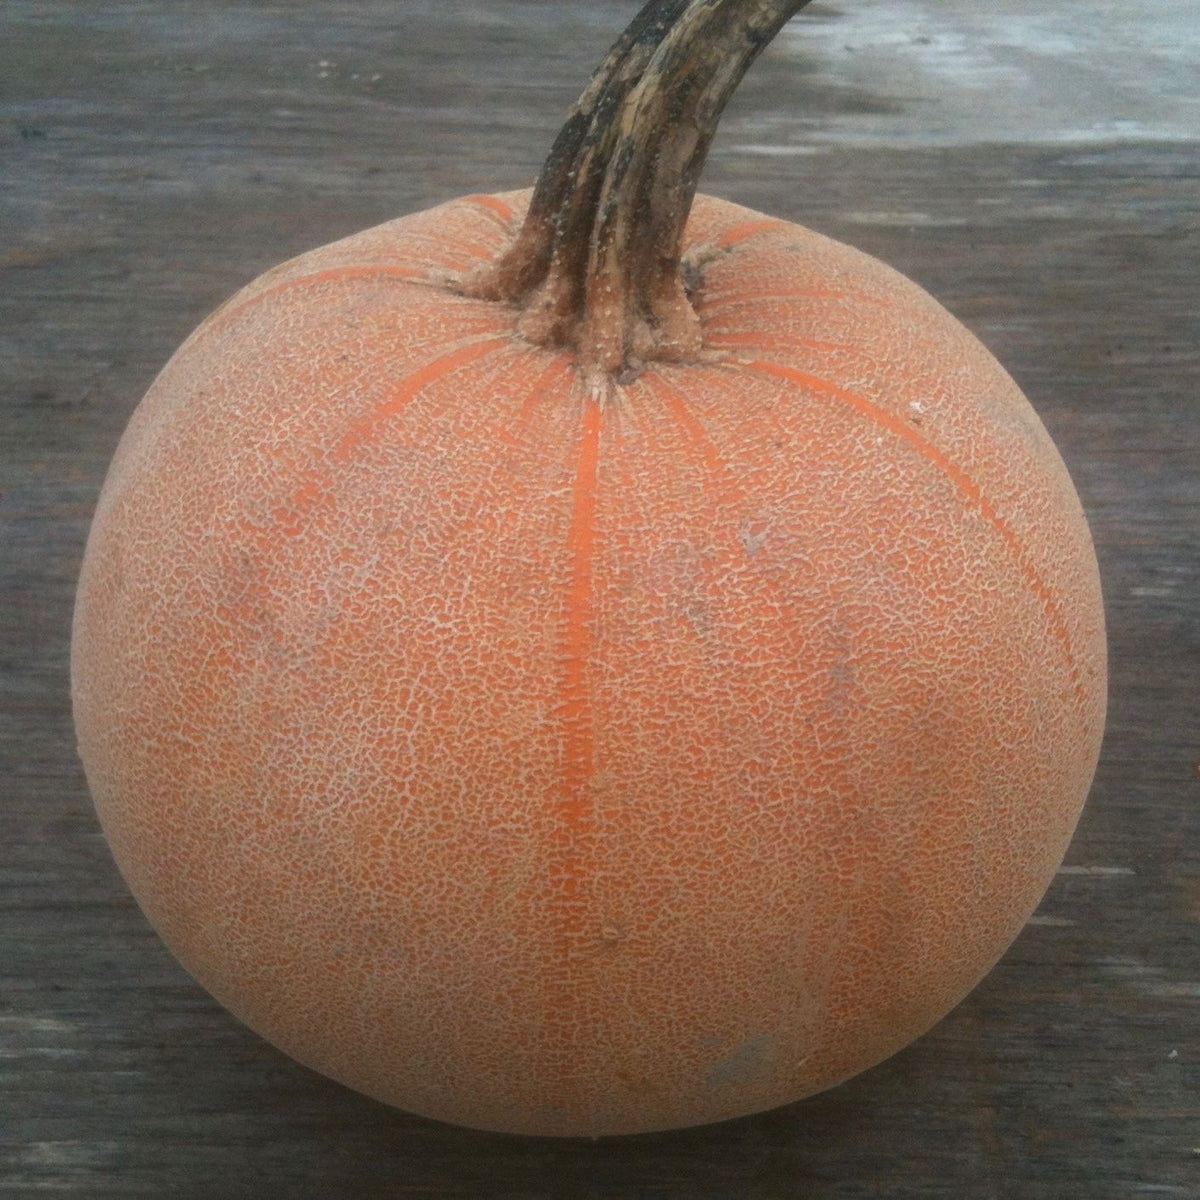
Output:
[[3, 3, 1196, 1196]]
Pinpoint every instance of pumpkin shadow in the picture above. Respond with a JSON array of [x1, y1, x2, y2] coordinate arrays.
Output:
[[179, 1022, 938, 1200]]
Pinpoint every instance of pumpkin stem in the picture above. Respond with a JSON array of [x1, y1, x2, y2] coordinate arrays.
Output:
[[460, 0, 813, 391]]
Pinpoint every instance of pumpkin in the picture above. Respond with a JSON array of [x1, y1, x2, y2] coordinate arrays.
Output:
[[72, 0, 1106, 1137]]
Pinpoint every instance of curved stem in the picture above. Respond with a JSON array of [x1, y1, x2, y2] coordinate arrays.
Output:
[[462, 0, 813, 388], [583, 0, 809, 378], [464, 0, 690, 304]]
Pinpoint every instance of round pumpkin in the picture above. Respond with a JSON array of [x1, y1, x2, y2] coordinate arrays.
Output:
[[72, 1, 1105, 1138]]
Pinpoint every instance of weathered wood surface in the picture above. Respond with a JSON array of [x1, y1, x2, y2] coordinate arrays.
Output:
[[2, 2, 1197, 1196]]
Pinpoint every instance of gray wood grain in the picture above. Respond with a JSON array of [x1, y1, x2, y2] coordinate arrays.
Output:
[[2, 2, 1197, 1197]]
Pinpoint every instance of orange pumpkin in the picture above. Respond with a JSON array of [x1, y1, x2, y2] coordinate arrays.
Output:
[[72, 0, 1105, 1137]]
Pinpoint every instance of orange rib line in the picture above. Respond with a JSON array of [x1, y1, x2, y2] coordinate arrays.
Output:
[[403, 228, 500, 261], [645, 373, 739, 494], [643, 371, 857, 826], [463, 193, 515, 224], [334, 336, 511, 461], [708, 333, 868, 354], [270, 336, 511, 537], [715, 218, 789, 249], [708, 332, 949, 380], [747, 358, 1087, 706], [700, 287, 889, 318], [560, 394, 603, 830], [537, 392, 604, 1090], [645, 370, 800, 598], [497, 354, 575, 450], [704, 330, 781, 348], [195, 264, 428, 345]]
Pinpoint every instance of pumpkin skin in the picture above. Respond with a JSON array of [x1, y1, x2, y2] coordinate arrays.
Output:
[[72, 188, 1106, 1137]]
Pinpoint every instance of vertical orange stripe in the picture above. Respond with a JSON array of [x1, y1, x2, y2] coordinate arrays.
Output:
[[560, 394, 603, 828], [539, 391, 603, 1092]]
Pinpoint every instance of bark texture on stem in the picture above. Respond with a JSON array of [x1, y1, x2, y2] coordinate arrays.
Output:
[[461, 0, 813, 389], [464, 0, 691, 308]]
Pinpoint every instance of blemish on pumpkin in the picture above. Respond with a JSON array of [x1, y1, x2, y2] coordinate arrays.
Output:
[[738, 519, 768, 556], [706, 1033, 777, 1088], [615, 1069, 660, 1096]]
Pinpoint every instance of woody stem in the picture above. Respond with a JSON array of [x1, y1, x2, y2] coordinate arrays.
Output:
[[462, 0, 813, 386]]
